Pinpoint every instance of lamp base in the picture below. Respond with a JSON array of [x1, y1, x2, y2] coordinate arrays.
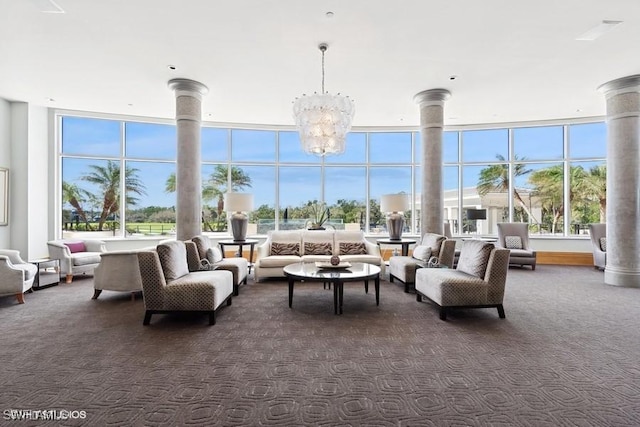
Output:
[[387, 213, 405, 240], [230, 212, 248, 241]]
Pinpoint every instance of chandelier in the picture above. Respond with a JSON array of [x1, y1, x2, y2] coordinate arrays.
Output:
[[293, 43, 355, 156]]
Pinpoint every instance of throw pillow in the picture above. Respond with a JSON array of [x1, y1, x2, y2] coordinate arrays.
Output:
[[157, 241, 189, 280], [206, 247, 223, 263], [421, 233, 446, 253], [412, 245, 432, 261], [339, 242, 368, 255], [271, 242, 300, 256], [600, 237, 607, 252], [456, 240, 494, 278], [64, 241, 86, 253], [304, 242, 333, 255], [504, 235, 523, 249]]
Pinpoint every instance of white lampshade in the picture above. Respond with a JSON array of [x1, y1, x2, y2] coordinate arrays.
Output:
[[224, 193, 253, 212], [380, 194, 409, 213]]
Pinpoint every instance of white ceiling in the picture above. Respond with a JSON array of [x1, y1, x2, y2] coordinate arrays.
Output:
[[1, 0, 639, 128]]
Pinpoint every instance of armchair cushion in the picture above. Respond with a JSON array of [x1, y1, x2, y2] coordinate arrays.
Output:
[[71, 252, 102, 266], [271, 242, 300, 256], [304, 242, 333, 255], [157, 241, 189, 281], [64, 241, 86, 253], [339, 242, 367, 255], [456, 240, 494, 278], [504, 236, 523, 249]]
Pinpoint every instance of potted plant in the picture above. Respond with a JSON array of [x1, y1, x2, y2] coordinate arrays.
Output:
[[305, 203, 331, 230]]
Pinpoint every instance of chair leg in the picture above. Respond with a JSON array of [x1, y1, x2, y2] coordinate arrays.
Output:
[[227, 296, 232, 306], [497, 304, 506, 318], [389, 275, 394, 283], [16, 293, 25, 304], [531, 264, 536, 271], [65, 274, 73, 284], [233, 284, 239, 296], [91, 289, 102, 300], [416, 294, 422, 302], [209, 311, 216, 325], [143, 311, 152, 325], [439, 307, 447, 321]]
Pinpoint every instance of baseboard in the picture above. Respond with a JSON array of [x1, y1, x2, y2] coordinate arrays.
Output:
[[537, 251, 593, 266]]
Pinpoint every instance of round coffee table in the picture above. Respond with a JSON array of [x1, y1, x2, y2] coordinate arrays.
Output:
[[283, 262, 381, 315]]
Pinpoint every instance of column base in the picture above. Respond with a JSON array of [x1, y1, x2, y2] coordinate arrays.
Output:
[[604, 267, 640, 288]]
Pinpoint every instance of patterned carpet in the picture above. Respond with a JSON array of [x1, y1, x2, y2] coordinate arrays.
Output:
[[1, 265, 639, 426]]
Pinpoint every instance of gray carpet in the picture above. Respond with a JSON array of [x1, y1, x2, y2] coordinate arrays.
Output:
[[1, 266, 639, 426]]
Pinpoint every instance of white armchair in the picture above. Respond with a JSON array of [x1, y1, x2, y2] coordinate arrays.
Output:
[[0, 249, 38, 304], [47, 239, 106, 283]]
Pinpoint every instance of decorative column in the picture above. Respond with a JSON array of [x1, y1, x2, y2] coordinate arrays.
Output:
[[414, 89, 451, 235], [168, 78, 209, 241], [598, 74, 640, 287]]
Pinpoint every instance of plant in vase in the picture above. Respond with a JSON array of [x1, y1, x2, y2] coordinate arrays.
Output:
[[305, 203, 331, 230]]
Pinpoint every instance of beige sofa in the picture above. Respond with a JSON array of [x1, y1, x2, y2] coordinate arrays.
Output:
[[254, 230, 383, 281]]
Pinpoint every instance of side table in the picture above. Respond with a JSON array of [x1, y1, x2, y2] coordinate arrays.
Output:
[[218, 239, 259, 273], [30, 258, 60, 290], [376, 238, 417, 257]]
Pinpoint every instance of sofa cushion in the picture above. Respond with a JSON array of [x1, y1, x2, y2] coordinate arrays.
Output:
[[304, 242, 333, 255], [456, 240, 494, 278], [157, 241, 189, 281], [505, 235, 523, 249], [71, 252, 102, 266], [271, 242, 300, 256], [64, 241, 86, 253], [339, 242, 367, 255], [412, 245, 432, 261], [259, 255, 301, 268], [600, 237, 607, 252]]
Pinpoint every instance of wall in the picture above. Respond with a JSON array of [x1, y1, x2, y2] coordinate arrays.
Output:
[[0, 98, 11, 247]]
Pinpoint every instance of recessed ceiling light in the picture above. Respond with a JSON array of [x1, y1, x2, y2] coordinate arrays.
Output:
[[168, 65, 176, 70], [576, 20, 623, 41], [449, 75, 458, 80], [326, 11, 334, 18]]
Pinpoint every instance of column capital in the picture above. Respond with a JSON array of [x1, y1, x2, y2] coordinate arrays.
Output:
[[414, 89, 451, 105], [168, 78, 209, 98], [598, 74, 640, 96]]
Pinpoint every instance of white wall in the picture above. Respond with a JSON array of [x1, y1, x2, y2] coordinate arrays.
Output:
[[0, 98, 10, 247]]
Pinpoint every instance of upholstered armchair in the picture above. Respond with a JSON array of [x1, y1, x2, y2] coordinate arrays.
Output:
[[388, 233, 456, 292], [589, 223, 606, 270], [47, 239, 106, 283], [415, 240, 510, 320], [93, 250, 144, 300], [136, 241, 233, 325], [0, 249, 38, 304], [443, 222, 461, 267], [190, 235, 248, 296], [496, 222, 536, 270]]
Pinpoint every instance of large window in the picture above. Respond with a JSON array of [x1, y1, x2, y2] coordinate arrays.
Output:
[[59, 114, 606, 239]]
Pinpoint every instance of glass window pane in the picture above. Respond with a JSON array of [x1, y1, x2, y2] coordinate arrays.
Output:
[[202, 127, 228, 162], [279, 131, 320, 163], [369, 132, 412, 163], [62, 116, 120, 157], [413, 132, 420, 163], [444, 166, 459, 234], [231, 129, 276, 162], [279, 166, 321, 230], [325, 132, 367, 164], [370, 167, 411, 234], [325, 167, 366, 230], [514, 126, 563, 160], [241, 166, 276, 235], [569, 161, 606, 235], [569, 122, 606, 158], [443, 131, 459, 164], [462, 129, 508, 163], [516, 162, 564, 235], [125, 161, 175, 236], [125, 122, 176, 160]]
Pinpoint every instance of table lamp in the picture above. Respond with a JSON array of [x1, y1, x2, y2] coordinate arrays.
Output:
[[224, 193, 253, 241], [380, 194, 409, 240]]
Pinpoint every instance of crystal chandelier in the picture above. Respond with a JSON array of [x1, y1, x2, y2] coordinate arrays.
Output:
[[293, 43, 355, 156]]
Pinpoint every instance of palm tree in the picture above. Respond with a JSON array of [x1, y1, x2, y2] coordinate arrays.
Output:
[[476, 154, 538, 223], [583, 165, 606, 223], [81, 161, 146, 231], [62, 181, 91, 229]]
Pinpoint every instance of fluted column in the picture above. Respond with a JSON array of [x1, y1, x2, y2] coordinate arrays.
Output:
[[168, 78, 209, 241], [414, 89, 451, 235], [598, 74, 640, 287]]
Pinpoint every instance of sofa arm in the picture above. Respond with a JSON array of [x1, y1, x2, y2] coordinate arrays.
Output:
[[0, 256, 25, 288], [364, 240, 380, 257], [0, 250, 25, 264], [255, 241, 270, 261], [84, 240, 107, 253]]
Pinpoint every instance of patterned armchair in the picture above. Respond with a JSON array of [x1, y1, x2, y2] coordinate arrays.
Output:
[[0, 249, 38, 304], [496, 223, 536, 270], [136, 241, 233, 325], [415, 240, 510, 320], [589, 223, 606, 270], [47, 239, 106, 283], [190, 235, 248, 296], [388, 233, 456, 292]]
